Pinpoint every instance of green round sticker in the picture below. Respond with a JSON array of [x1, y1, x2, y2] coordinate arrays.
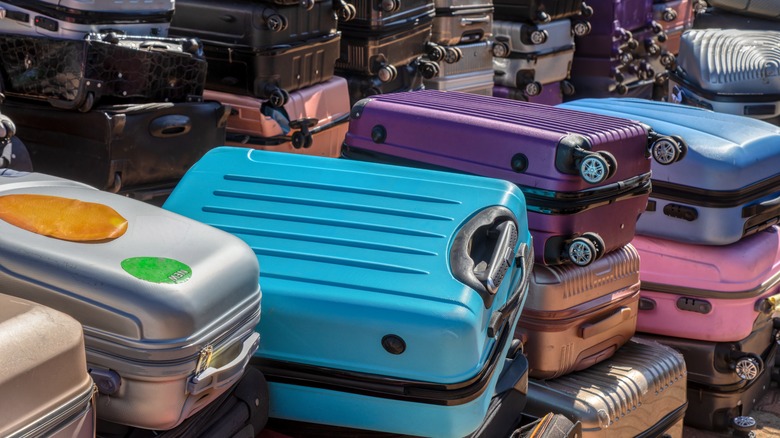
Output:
[[121, 257, 192, 284]]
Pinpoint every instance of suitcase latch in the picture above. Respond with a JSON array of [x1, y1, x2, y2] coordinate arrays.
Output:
[[195, 345, 214, 374]]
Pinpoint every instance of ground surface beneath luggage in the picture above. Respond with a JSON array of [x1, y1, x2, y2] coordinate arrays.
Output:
[[685, 381, 780, 437]]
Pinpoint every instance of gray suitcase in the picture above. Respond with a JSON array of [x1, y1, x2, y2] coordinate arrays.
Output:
[[491, 19, 577, 58], [432, 5, 493, 45], [523, 339, 688, 437], [558, 98, 780, 245], [493, 47, 574, 93], [707, 0, 780, 20], [0, 293, 96, 438], [0, 170, 262, 431], [0, 0, 173, 39], [670, 28, 780, 120], [424, 40, 493, 93]]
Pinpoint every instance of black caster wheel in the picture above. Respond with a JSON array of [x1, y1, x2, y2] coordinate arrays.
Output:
[[492, 41, 510, 58], [578, 152, 610, 184]]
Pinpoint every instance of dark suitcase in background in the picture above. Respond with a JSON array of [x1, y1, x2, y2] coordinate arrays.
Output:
[[523, 339, 688, 437], [335, 18, 441, 79], [683, 341, 777, 433], [493, 0, 592, 24], [97, 367, 269, 438], [342, 90, 684, 267], [569, 56, 656, 98], [0, 33, 205, 112], [338, 0, 435, 32], [635, 317, 779, 389], [517, 244, 641, 379], [1, 98, 229, 199], [203, 32, 340, 108], [343, 61, 425, 105], [163, 147, 535, 437], [0, 294, 96, 438], [431, 4, 494, 45], [706, 0, 780, 20], [169, 0, 337, 49], [0, 0, 174, 39], [558, 99, 780, 245], [653, 0, 701, 54], [669, 28, 780, 121]]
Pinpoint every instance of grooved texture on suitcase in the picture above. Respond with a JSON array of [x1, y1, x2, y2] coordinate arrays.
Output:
[[0, 33, 206, 109], [707, 0, 780, 20], [525, 339, 688, 436], [430, 40, 492, 76], [0, 294, 96, 438], [676, 29, 780, 93]]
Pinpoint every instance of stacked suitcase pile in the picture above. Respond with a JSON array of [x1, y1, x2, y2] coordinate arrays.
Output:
[[335, 0, 447, 105], [335, 89, 690, 436], [568, 0, 671, 99], [561, 97, 780, 436], [168, 0, 351, 158], [0, 0, 229, 204], [490, 0, 593, 104], [422, 0, 496, 95]]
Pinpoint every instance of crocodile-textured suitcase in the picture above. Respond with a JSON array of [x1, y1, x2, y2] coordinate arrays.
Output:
[[0, 33, 206, 112], [1, 98, 229, 200], [517, 244, 641, 379], [706, 0, 780, 20], [635, 316, 779, 389], [0, 294, 96, 438], [523, 339, 688, 437], [558, 98, 780, 245], [0, 0, 173, 38], [669, 28, 780, 120], [163, 146, 535, 438], [202, 32, 340, 108], [432, 4, 493, 45], [423, 40, 493, 94], [210, 77, 350, 158], [632, 228, 780, 342], [343, 90, 684, 267], [0, 170, 262, 431], [168, 0, 338, 49], [493, 0, 592, 23]]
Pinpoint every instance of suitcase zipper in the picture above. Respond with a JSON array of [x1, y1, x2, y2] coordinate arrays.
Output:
[[641, 267, 780, 300], [651, 176, 780, 209], [520, 173, 651, 214], [7, 383, 96, 438]]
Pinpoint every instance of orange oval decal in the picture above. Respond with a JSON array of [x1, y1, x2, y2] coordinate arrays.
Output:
[[0, 194, 128, 242]]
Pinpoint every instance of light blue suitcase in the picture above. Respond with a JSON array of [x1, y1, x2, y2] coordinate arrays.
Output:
[[559, 98, 780, 245], [163, 146, 534, 437]]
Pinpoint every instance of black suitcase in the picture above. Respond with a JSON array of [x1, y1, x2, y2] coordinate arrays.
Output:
[[0, 98, 229, 199], [338, 0, 435, 33], [203, 32, 340, 107], [335, 18, 444, 78], [96, 367, 269, 438], [493, 0, 592, 23], [0, 33, 206, 112], [635, 317, 779, 390], [169, 0, 338, 49], [342, 61, 425, 106]]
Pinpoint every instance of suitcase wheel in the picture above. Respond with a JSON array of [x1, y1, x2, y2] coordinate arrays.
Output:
[[377, 64, 398, 82], [290, 131, 313, 149], [693, 0, 707, 14], [660, 53, 676, 68], [581, 2, 594, 18], [597, 151, 618, 180], [535, 10, 551, 23], [734, 354, 763, 381], [616, 29, 633, 43], [572, 20, 591, 37], [266, 88, 290, 108], [524, 81, 542, 97], [615, 83, 629, 95], [418, 61, 440, 80], [380, 0, 400, 12], [301, 0, 315, 10], [426, 43, 446, 62], [337, 2, 357, 21], [662, 8, 678, 22], [578, 152, 611, 184], [649, 136, 685, 165], [78, 92, 95, 113], [646, 42, 660, 56], [492, 41, 511, 58], [731, 416, 757, 434], [529, 29, 549, 45], [265, 14, 289, 32], [560, 80, 576, 97], [444, 47, 462, 64], [619, 51, 634, 66], [566, 237, 598, 267], [657, 32, 668, 43], [651, 21, 664, 34]]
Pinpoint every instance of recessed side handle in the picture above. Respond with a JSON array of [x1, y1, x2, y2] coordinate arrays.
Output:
[[149, 115, 191, 138]]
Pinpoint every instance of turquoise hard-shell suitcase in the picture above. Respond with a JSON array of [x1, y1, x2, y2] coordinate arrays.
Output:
[[163, 147, 534, 438]]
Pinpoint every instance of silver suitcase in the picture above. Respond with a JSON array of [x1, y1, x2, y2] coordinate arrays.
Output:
[[492, 48, 574, 94], [0, 0, 174, 39], [491, 18, 577, 58], [670, 28, 780, 120], [424, 40, 493, 93], [523, 339, 688, 437], [707, 0, 780, 20], [0, 294, 96, 438], [0, 170, 262, 431], [431, 5, 493, 45]]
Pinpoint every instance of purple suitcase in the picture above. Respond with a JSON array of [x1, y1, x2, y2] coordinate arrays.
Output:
[[343, 90, 685, 266], [585, 0, 657, 36], [492, 81, 574, 105]]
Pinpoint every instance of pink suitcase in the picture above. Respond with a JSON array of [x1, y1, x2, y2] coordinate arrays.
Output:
[[343, 90, 686, 266], [634, 226, 780, 342], [516, 244, 641, 379], [206, 77, 350, 158]]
